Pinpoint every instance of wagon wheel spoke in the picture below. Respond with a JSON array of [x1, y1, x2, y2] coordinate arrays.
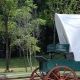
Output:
[[35, 72, 41, 77], [58, 70, 61, 78], [64, 71, 73, 80], [63, 67, 66, 75], [46, 66, 77, 80], [62, 67, 68, 78], [51, 71, 60, 80], [30, 67, 42, 80], [58, 68, 66, 79]]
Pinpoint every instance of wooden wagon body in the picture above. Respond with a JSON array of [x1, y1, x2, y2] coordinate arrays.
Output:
[[41, 44, 80, 72], [30, 13, 80, 80], [30, 44, 80, 80]]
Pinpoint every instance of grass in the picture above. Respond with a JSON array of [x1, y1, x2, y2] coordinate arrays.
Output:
[[0, 57, 38, 79], [0, 57, 38, 73], [0, 56, 38, 79], [0, 56, 80, 79]]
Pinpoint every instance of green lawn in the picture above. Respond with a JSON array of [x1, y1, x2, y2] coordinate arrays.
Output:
[[0, 57, 38, 79], [0, 57, 38, 73], [0, 56, 80, 79]]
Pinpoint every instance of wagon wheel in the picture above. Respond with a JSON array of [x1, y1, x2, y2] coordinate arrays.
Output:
[[30, 67, 43, 80], [45, 66, 77, 80]]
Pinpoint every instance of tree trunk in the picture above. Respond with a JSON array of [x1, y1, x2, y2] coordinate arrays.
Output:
[[26, 48, 30, 67], [20, 46, 28, 72], [29, 49, 32, 71], [18, 47, 22, 57], [23, 49, 27, 72], [4, 14, 9, 72]]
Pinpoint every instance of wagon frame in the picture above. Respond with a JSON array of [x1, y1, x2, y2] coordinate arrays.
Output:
[[30, 43, 80, 80]]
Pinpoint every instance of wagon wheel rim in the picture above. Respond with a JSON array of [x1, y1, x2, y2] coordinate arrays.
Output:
[[45, 66, 77, 80], [30, 67, 42, 80]]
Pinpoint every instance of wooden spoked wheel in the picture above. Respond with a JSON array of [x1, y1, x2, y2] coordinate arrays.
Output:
[[45, 66, 77, 80], [30, 67, 43, 80]]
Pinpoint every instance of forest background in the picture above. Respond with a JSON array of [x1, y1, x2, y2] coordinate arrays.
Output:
[[0, 0, 80, 72]]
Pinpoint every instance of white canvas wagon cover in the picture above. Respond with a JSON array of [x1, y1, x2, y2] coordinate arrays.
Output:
[[55, 13, 80, 61]]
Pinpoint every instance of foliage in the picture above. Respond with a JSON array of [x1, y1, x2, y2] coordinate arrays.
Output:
[[0, 0, 80, 71], [38, 0, 79, 26], [10, 0, 46, 53], [0, 0, 46, 54], [0, 0, 46, 71]]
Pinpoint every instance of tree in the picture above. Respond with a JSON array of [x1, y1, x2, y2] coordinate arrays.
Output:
[[34, 0, 80, 45], [10, 0, 46, 70], [0, 0, 46, 71], [0, 0, 17, 72], [38, 0, 78, 27]]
